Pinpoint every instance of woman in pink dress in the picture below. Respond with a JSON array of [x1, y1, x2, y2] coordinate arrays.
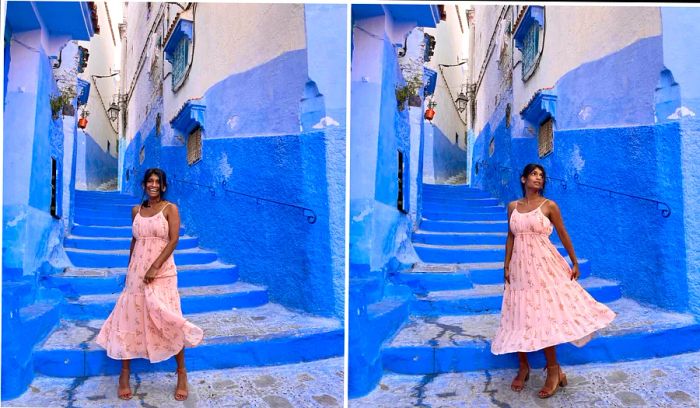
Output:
[[491, 163, 615, 398], [96, 168, 203, 401]]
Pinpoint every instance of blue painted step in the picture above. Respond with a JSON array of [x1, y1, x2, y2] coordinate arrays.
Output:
[[73, 214, 133, 227], [34, 303, 343, 377], [411, 277, 621, 316], [469, 258, 591, 285], [414, 243, 568, 263], [65, 248, 217, 268], [381, 298, 700, 375], [74, 204, 137, 215], [419, 220, 508, 233], [64, 235, 198, 251], [391, 266, 473, 293], [423, 205, 505, 215], [43, 262, 240, 296], [422, 212, 505, 222], [71, 224, 186, 237], [63, 282, 269, 320], [413, 231, 507, 246], [422, 197, 500, 208]]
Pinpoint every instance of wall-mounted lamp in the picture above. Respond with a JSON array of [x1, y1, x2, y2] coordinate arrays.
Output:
[[108, 93, 127, 122], [455, 85, 469, 113]]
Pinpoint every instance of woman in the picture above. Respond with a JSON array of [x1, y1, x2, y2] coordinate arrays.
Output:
[[491, 163, 615, 398], [96, 168, 203, 401]]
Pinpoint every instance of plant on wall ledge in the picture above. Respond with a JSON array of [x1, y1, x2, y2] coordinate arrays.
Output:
[[395, 75, 423, 111], [77, 108, 90, 129], [50, 87, 76, 120], [425, 100, 437, 121]]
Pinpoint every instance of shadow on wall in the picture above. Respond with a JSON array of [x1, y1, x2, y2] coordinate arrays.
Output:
[[76, 131, 117, 190]]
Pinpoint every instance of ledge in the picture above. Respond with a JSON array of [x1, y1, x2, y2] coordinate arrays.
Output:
[[170, 99, 205, 134], [520, 88, 556, 125], [513, 6, 544, 50], [163, 11, 193, 63]]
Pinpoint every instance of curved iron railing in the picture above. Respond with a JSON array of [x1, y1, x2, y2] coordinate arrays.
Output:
[[170, 177, 317, 224], [474, 160, 670, 218]]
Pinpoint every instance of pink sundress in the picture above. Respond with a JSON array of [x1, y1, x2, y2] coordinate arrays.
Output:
[[96, 204, 203, 362], [491, 200, 616, 354]]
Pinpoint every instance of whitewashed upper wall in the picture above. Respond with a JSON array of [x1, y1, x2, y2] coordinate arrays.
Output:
[[425, 4, 469, 149], [77, 2, 122, 155], [470, 5, 661, 135]]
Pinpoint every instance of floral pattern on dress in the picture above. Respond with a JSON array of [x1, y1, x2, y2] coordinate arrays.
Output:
[[491, 204, 616, 355], [95, 207, 204, 363]]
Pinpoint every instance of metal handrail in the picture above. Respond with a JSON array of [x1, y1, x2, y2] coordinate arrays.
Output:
[[170, 177, 317, 224], [474, 160, 671, 218]]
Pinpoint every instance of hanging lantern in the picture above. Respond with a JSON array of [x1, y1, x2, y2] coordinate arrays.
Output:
[[455, 90, 468, 113]]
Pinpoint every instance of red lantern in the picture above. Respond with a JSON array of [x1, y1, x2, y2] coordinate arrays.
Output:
[[78, 117, 88, 129], [424, 107, 435, 121]]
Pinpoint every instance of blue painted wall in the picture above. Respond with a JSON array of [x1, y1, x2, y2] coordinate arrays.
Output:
[[76, 131, 118, 190], [471, 35, 692, 313], [426, 124, 466, 182], [660, 8, 700, 315], [3, 34, 71, 400], [349, 5, 438, 397], [121, 45, 345, 319]]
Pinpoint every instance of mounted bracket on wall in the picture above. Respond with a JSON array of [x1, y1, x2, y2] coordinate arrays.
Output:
[[170, 98, 206, 135], [520, 88, 557, 158]]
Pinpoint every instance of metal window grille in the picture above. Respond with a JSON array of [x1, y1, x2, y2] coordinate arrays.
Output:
[[172, 37, 189, 88], [522, 23, 540, 80], [538, 118, 553, 158], [187, 127, 202, 165], [50, 157, 58, 218], [397, 150, 405, 213]]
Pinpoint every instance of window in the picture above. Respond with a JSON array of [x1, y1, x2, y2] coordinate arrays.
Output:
[[187, 127, 202, 165], [513, 6, 545, 81], [538, 118, 553, 158], [50, 157, 59, 218], [522, 23, 540, 79], [489, 138, 495, 157], [139, 146, 145, 164], [397, 150, 404, 212], [505, 103, 511, 128], [172, 37, 189, 88], [107, 140, 111, 153]]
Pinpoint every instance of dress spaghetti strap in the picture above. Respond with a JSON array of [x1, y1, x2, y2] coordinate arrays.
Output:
[[536, 199, 549, 209]]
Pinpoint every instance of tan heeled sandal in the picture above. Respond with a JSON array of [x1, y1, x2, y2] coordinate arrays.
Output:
[[510, 366, 530, 392], [538, 364, 568, 399], [174, 368, 188, 401], [118, 368, 132, 400]]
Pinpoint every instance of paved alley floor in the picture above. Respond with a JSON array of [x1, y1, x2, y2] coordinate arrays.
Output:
[[5, 357, 343, 408], [351, 352, 699, 407]]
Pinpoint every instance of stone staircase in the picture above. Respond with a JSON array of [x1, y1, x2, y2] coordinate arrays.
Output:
[[37, 190, 342, 378], [383, 184, 700, 375]]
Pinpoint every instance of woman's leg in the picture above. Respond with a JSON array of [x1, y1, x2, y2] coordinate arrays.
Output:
[[511, 352, 530, 391], [539, 346, 567, 398], [174, 348, 188, 401], [118, 359, 132, 400]]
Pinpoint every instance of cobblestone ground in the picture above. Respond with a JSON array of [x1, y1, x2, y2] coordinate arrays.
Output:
[[351, 352, 700, 408], [5, 357, 343, 408]]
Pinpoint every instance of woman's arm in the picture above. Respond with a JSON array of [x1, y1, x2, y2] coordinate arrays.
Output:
[[128, 205, 138, 266], [143, 203, 181, 284], [546, 200, 580, 280], [503, 201, 516, 285]]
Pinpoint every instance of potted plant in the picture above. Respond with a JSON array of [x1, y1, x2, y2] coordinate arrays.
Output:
[[395, 75, 423, 111], [50, 87, 76, 120], [78, 108, 90, 129], [425, 100, 437, 121]]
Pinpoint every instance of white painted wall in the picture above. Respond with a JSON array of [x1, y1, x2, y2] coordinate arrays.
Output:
[[119, 3, 307, 144], [470, 5, 661, 135], [425, 4, 468, 150], [78, 2, 122, 156]]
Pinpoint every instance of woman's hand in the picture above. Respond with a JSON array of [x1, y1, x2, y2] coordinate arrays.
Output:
[[570, 263, 580, 281], [504, 265, 511, 286], [143, 264, 161, 284]]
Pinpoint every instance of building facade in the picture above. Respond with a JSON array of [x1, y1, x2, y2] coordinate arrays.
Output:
[[467, 5, 700, 315]]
